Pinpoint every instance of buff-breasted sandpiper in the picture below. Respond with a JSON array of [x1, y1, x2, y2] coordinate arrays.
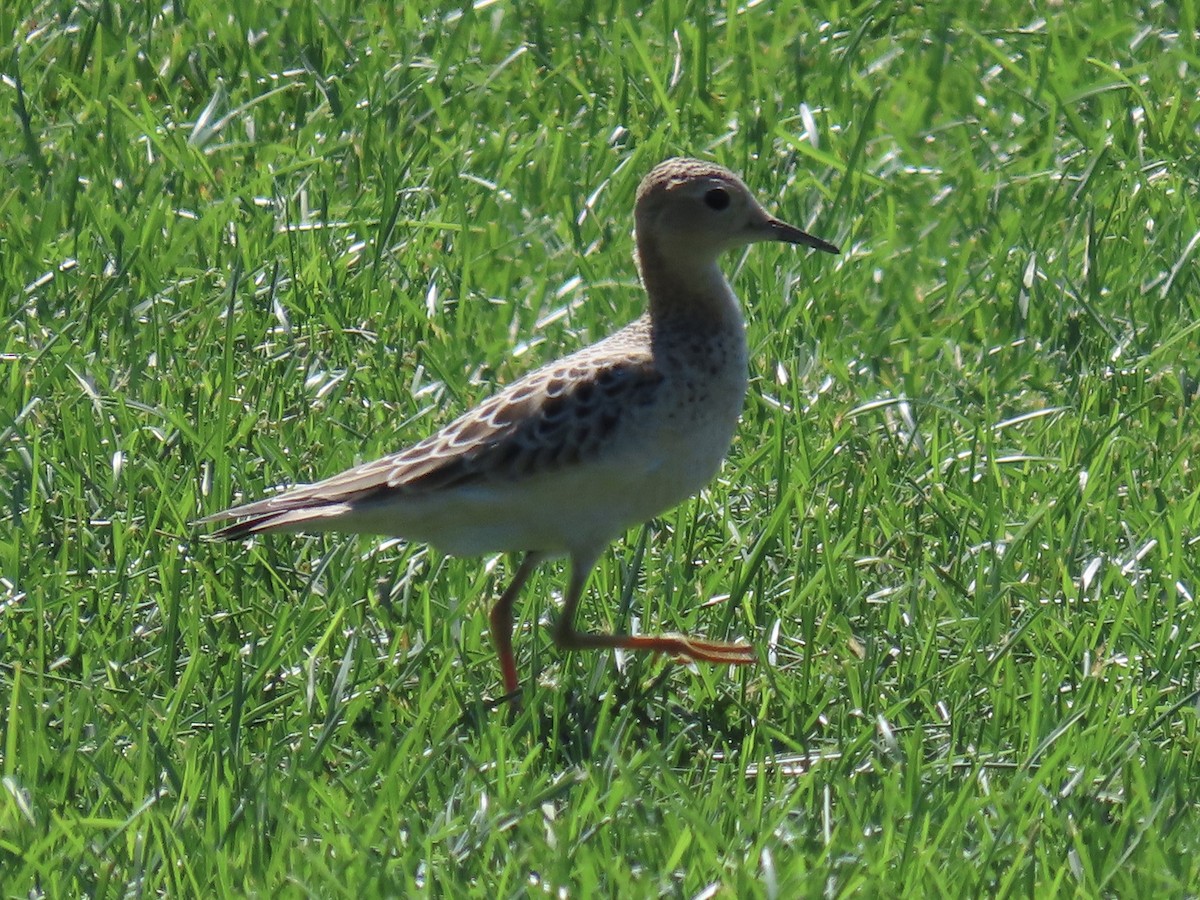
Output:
[[201, 157, 839, 697]]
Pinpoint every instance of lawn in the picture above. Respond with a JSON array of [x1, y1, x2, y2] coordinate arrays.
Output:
[[3, 0, 1199, 895]]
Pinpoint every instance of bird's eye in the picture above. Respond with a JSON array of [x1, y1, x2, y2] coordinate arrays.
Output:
[[704, 188, 730, 211]]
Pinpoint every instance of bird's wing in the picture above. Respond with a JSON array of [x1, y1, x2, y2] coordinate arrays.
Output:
[[200, 336, 663, 534]]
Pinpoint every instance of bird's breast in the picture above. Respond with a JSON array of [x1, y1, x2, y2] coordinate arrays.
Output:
[[622, 328, 750, 507]]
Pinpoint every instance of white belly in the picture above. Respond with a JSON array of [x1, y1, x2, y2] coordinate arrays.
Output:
[[349, 372, 746, 557]]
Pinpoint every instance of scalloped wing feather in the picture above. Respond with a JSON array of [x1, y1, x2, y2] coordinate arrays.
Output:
[[202, 326, 663, 538]]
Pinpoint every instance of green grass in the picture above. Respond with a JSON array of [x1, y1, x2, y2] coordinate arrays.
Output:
[[3, 0, 1200, 894]]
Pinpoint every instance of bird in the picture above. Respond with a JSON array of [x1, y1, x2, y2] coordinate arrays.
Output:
[[200, 157, 839, 698]]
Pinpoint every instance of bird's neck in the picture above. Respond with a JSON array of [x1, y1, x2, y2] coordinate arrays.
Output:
[[635, 236, 744, 334]]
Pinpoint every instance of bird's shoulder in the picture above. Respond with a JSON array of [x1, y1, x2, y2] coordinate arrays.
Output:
[[385, 319, 664, 490]]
